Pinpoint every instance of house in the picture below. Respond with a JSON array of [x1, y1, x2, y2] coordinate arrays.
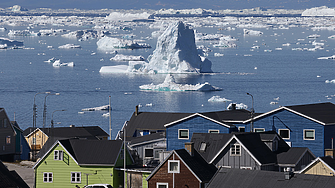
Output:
[[191, 131, 315, 172], [33, 139, 133, 188], [146, 142, 217, 188], [299, 156, 335, 176], [0, 160, 30, 188], [0, 108, 29, 161], [207, 167, 335, 188], [244, 102, 335, 157], [24, 125, 109, 160]]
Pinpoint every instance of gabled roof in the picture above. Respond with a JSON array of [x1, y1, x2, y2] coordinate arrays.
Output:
[[129, 132, 166, 147], [0, 160, 29, 188], [146, 149, 217, 182], [34, 139, 125, 168], [277, 147, 315, 166], [202, 109, 261, 123], [24, 126, 109, 139], [299, 156, 335, 174], [207, 167, 335, 188], [164, 113, 232, 128], [245, 102, 335, 125], [0, 108, 17, 136]]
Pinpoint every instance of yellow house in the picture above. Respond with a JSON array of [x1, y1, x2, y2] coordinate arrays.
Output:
[[25, 128, 48, 151], [299, 157, 335, 176]]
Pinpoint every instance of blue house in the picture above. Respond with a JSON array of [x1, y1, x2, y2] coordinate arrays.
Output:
[[244, 102, 335, 157]]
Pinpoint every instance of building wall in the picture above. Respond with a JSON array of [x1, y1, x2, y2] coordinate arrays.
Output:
[[35, 144, 116, 188], [295, 151, 315, 171], [25, 129, 48, 150], [166, 116, 231, 151], [251, 109, 325, 157], [131, 140, 166, 166], [303, 160, 335, 176], [0, 110, 16, 158], [148, 153, 200, 188]]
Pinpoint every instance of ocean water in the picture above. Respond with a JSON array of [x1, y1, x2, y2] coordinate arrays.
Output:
[[1, 21, 335, 138]]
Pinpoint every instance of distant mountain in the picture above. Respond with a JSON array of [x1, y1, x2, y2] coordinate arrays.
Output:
[[0, 0, 334, 10]]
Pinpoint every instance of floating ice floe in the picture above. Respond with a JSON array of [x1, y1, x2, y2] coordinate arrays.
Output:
[[302, 6, 335, 17], [243, 29, 263, 36], [214, 53, 224, 57], [307, 34, 320, 39], [325, 80, 335, 83], [82, 105, 111, 111], [0, 37, 23, 47], [213, 39, 237, 48], [328, 35, 335, 39], [227, 103, 248, 110], [97, 37, 151, 50], [106, 12, 151, 21], [52, 60, 75, 67], [8, 30, 40, 36], [270, 101, 278, 105], [102, 112, 110, 117], [0, 44, 7, 49], [318, 55, 335, 60], [44, 57, 56, 63], [139, 74, 222, 92], [61, 29, 103, 41], [58, 44, 81, 49], [110, 54, 145, 61], [208, 96, 232, 102]]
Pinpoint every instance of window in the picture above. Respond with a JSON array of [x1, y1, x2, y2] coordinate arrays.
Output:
[[239, 127, 245, 132], [240, 167, 252, 170], [157, 183, 168, 188], [71, 172, 81, 183], [199, 142, 207, 152], [154, 149, 163, 159], [3, 119, 8, 128], [6, 136, 10, 144], [54, 150, 63, 160], [168, 160, 180, 173], [254, 128, 265, 133], [208, 130, 219, 133], [230, 143, 241, 156], [178, 129, 189, 139], [279, 129, 290, 139], [43, 172, 53, 183], [304, 129, 315, 140], [144, 148, 154, 158]]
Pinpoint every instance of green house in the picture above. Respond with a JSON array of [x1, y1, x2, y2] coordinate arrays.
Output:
[[33, 139, 133, 188]]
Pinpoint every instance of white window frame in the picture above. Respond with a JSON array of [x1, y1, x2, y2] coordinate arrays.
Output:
[[54, 150, 63, 160], [6, 136, 10, 144], [144, 148, 154, 158], [278, 129, 290, 139], [43, 172, 53, 183], [238, 127, 245, 132], [157, 182, 168, 188], [154, 149, 163, 159], [303, 129, 315, 140], [254, 128, 265, 132], [208, 129, 219, 133], [230, 143, 241, 156], [71, 172, 81, 183], [178, 129, 189, 139], [168, 160, 180, 173]]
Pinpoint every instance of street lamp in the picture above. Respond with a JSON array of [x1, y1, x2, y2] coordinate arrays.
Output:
[[247, 93, 254, 132], [42, 93, 60, 146], [51, 109, 66, 128]]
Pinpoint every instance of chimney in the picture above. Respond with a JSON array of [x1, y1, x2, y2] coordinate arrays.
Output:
[[325, 149, 335, 158], [185, 142, 194, 156], [232, 103, 236, 110], [135, 105, 139, 116], [284, 167, 294, 180]]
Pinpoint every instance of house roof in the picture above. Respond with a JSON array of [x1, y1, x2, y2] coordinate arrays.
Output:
[[146, 149, 217, 182], [0, 160, 29, 188], [202, 109, 261, 123], [207, 167, 335, 188], [23, 126, 109, 139], [129, 132, 166, 147], [277, 147, 315, 166], [299, 156, 335, 174], [245, 102, 335, 125]]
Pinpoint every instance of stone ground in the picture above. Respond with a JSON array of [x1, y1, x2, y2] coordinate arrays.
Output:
[[4, 161, 35, 188]]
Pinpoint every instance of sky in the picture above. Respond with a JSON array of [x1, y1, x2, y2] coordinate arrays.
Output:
[[0, 0, 334, 10]]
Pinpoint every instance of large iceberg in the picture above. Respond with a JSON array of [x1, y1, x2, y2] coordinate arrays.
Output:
[[302, 6, 335, 17], [106, 12, 151, 21], [139, 74, 222, 91], [97, 37, 151, 50]]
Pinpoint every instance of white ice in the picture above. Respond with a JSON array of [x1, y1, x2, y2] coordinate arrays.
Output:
[[139, 74, 222, 92], [97, 37, 151, 50], [227, 103, 248, 110], [302, 6, 335, 17], [243, 29, 263, 36], [208, 96, 232, 102], [58, 44, 81, 49], [110, 54, 145, 61], [52, 60, 75, 67], [317, 55, 335, 60], [82, 104, 111, 111], [325, 80, 335, 84], [106, 12, 151, 21]]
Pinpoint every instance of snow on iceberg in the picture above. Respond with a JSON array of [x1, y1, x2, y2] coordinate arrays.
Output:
[[302, 6, 335, 17], [139, 74, 222, 92], [227, 103, 248, 110], [243, 29, 263, 36], [82, 104, 111, 111], [58, 44, 81, 49], [52, 60, 75, 67], [110, 54, 145, 61], [208, 96, 232, 102], [97, 37, 151, 50], [106, 12, 151, 21]]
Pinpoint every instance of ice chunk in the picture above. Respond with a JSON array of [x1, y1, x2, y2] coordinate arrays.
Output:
[[97, 37, 151, 50], [106, 12, 151, 21], [0, 37, 23, 46], [139, 74, 221, 91], [208, 96, 232, 102], [52, 60, 75, 67], [302, 6, 335, 17], [227, 103, 248, 110], [317, 55, 335, 60], [110, 54, 145, 61], [243, 29, 263, 36], [44, 57, 56, 63], [99, 65, 129, 73], [58, 44, 81, 49], [325, 80, 335, 83], [82, 105, 111, 111]]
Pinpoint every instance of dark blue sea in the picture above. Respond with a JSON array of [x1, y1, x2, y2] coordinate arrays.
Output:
[[1, 19, 335, 138]]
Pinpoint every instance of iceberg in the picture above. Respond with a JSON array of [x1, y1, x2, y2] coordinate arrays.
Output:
[[52, 60, 75, 67], [97, 37, 151, 50], [318, 55, 335, 60], [243, 29, 263, 36], [110, 54, 145, 61], [106, 12, 151, 21], [208, 96, 232, 102], [227, 103, 248, 110], [0, 37, 23, 47], [82, 105, 111, 111], [302, 6, 335, 17], [44, 57, 56, 63], [139, 74, 222, 92], [325, 80, 335, 84], [58, 44, 81, 49]]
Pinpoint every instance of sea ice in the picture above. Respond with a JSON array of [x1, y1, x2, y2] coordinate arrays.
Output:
[[208, 96, 231, 102], [99, 65, 129, 73], [106, 12, 151, 21], [110, 54, 145, 61], [302, 6, 335, 17], [317, 55, 335, 60], [97, 37, 151, 50], [44, 57, 56, 63], [58, 44, 81, 49], [52, 60, 75, 67], [139, 74, 222, 92], [227, 103, 248, 110], [325, 80, 335, 84], [82, 104, 111, 111], [243, 29, 263, 36], [0, 37, 23, 46]]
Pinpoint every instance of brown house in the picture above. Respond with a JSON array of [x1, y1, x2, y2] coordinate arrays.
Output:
[[146, 142, 217, 188]]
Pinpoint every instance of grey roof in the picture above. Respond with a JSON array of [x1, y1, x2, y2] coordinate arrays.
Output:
[[203, 109, 261, 122], [23, 126, 109, 139], [285, 102, 335, 125], [320, 156, 335, 170], [207, 167, 335, 188], [129, 132, 165, 146], [175, 149, 217, 182], [59, 139, 123, 165], [0, 160, 29, 188], [277, 147, 313, 165]]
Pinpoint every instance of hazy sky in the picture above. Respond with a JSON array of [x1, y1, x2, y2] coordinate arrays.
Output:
[[0, 0, 334, 10]]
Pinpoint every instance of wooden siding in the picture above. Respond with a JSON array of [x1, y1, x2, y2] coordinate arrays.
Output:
[[131, 140, 166, 166], [213, 140, 261, 170], [295, 151, 315, 171], [166, 116, 231, 151], [303, 160, 335, 176], [35, 144, 119, 188], [25, 129, 48, 150], [251, 109, 325, 157], [148, 153, 200, 188], [0, 110, 17, 157]]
